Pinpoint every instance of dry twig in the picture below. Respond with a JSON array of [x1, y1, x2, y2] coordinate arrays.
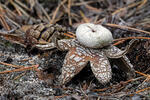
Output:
[[113, 36, 150, 45], [0, 63, 39, 74], [80, 10, 90, 23], [0, 6, 11, 30], [104, 23, 150, 35], [50, 0, 67, 24], [0, 61, 24, 68]]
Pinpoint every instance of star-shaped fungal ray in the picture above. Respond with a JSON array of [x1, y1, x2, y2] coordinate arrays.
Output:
[[60, 47, 89, 84], [104, 39, 138, 58], [90, 52, 112, 84]]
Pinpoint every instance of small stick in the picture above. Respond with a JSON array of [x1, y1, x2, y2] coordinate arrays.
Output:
[[93, 76, 144, 92], [114, 37, 150, 42], [14, 0, 30, 11], [137, 0, 147, 9], [64, 33, 75, 38], [96, 1, 143, 24], [104, 23, 150, 35], [72, 1, 96, 6], [50, 0, 67, 24], [54, 94, 69, 99], [0, 4, 17, 17], [113, 36, 150, 45], [0, 15, 11, 30], [80, 10, 90, 23], [18, 57, 32, 62], [67, 0, 72, 25], [67, 31, 76, 37], [0, 64, 39, 74], [36, 1, 51, 22], [112, 1, 142, 15], [113, 40, 125, 46], [143, 67, 150, 73], [0, 6, 11, 30], [9, 0, 36, 22], [135, 71, 149, 77], [0, 61, 24, 68], [135, 86, 150, 94], [4, 15, 21, 28], [0, 32, 26, 47], [53, 12, 64, 23], [13, 72, 26, 80], [9, 0, 22, 16]]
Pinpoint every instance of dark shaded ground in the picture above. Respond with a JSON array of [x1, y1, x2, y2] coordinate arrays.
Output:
[[0, 0, 150, 99]]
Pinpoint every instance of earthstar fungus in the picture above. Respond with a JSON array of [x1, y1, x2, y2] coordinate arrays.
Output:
[[36, 23, 136, 85]]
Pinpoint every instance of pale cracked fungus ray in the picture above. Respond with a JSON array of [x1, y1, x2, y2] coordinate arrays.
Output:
[[90, 54, 112, 84], [104, 46, 120, 57], [104, 45, 130, 58], [76, 47, 90, 57], [69, 54, 76, 59], [57, 39, 75, 50], [73, 56, 83, 62], [122, 56, 134, 69], [60, 50, 88, 84]]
